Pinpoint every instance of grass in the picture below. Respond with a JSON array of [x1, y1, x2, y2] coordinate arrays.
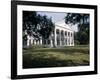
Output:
[[23, 45, 89, 68]]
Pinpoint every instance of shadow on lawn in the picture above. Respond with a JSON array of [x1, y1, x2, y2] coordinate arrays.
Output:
[[23, 53, 89, 69]]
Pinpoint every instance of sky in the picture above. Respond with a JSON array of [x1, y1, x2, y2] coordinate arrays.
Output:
[[37, 11, 66, 23], [37, 11, 78, 32]]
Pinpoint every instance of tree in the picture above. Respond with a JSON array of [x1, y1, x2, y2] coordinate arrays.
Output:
[[23, 11, 38, 46], [38, 15, 54, 44], [23, 11, 54, 45], [65, 13, 90, 45]]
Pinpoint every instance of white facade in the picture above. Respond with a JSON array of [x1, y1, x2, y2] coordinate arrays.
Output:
[[23, 21, 74, 48], [53, 21, 74, 47]]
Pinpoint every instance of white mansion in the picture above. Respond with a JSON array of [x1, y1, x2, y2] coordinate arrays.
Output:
[[23, 21, 74, 48]]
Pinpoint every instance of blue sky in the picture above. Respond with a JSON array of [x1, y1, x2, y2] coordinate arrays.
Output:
[[37, 11, 78, 32], [37, 11, 66, 23]]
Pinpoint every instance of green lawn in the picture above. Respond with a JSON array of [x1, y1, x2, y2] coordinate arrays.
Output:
[[23, 45, 89, 68]]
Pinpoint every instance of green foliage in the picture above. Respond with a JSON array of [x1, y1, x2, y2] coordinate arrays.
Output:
[[38, 15, 55, 39], [65, 13, 89, 25], [23, 11, 54, 40], [75, 23, 89, 44], [65, 13, 90, 45], [23, 11, 38, 36]]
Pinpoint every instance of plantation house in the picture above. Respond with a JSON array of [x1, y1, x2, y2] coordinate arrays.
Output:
[[23, 21, 74, 48]]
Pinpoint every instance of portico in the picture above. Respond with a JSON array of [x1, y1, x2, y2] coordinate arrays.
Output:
[[51, 21, 74, 47]]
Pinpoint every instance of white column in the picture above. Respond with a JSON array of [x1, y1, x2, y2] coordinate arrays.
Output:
[[40, 38, 42, 45], [72, 33, 74, 46], [34, 39, 36, 45], [37, 40, 39, 45], [50, 39, 53, 47], [70, 32, 71, 46], [54, 27, 57, 47], [50, 33, 53, 47], [64, 31, 66, 46], [27, 35, 30, 46], [30, 36, 33, 45], [67, 32, 68, 46], [62, 31, 64, 46]]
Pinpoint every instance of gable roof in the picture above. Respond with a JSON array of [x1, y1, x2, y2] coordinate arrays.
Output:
[[55, 20, 73, 31]]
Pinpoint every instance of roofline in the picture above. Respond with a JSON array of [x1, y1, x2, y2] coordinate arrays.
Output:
[[55, 24, 74, 32]]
